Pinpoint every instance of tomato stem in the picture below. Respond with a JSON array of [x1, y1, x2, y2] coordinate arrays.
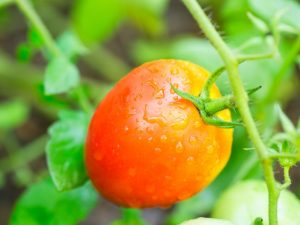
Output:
[[182, 0, 280, 224], [15, 0, 62, 58]]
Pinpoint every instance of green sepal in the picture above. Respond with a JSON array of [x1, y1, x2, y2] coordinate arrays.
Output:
[[171, 84, 242, 128]]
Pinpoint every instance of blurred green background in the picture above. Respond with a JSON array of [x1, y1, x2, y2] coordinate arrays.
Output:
[[0, 0, 300, 224]]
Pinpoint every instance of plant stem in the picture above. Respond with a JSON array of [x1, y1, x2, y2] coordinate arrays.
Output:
[[15, 0, 61, 57], [264, 35, 300, 103], [182, 0, 280, 224]]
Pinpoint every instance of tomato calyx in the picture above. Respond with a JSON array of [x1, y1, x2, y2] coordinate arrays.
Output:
[[171, 66, 262, 128]]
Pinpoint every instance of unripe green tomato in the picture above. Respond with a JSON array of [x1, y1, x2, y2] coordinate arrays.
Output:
[[212, 180, 300, 225], [180, 217, 234, 225]]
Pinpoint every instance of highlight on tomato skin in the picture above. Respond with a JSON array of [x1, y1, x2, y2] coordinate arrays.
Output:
[[85, 59, 233, 208]]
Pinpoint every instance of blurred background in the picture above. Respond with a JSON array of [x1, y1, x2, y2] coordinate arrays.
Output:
[[0, 0, 300, 224]]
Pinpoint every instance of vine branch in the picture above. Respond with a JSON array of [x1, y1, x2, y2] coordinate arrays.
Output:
[[182, 0, 280, 224]]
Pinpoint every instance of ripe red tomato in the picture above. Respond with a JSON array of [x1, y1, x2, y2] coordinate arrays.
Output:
[[85, 59, 233, 208]]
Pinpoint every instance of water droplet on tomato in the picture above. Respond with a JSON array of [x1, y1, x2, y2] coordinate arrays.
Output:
[[160, 135, 168, 142], [187, 156, 195, 164], [148, 136, 153, 142], [154, 147, 161, 152], [124, 126, 129, 132], [189, 135, 197, 144], [176, 141, 184, 153], [207, 145, 214, 153], [154, 89, 165, 99], [170, 67, 179, 75]]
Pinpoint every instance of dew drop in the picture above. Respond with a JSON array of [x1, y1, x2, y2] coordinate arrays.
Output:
[[154, 147, 161, 152], [160, 134, 168, 142], [148, 136, 153, 142], [146, 126, 154, 133], [124, 126, 129, 132], [189, 136, 197, 145], [154, 89, 165, 99], [207, 145, 214, 153], [170, 67, 179, 75], [187, 156, 195, 164], [176, 141, 184, 153]]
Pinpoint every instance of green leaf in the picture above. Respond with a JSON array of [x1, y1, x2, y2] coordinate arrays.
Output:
[[0, 100, 29, 131], [249, 0, 300, 32], [57, 30, 88, 60], [27, 27, 43, 49], [131, 37, 223, 72], [9, 177, 98, 225], [16, 43, 33, 62], [44, 56, 80, 95], [46, 110, 90, 191], [110, 209, 149, 225], [123, 0, 169, 37], [252, 218, 264, 225], [72, 0, 123, 44]]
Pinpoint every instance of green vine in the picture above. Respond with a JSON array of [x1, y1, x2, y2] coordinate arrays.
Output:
[[181, 0, 284, 224]]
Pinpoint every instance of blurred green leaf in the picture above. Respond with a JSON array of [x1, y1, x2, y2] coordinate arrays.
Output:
[[9, 177, 98, 225], [131, 36, 280, 98], [249, 0, 300, 32], [46, 110, 90, 191], [16, 43, 33, 62], [44, 56, 80, 95], [27, 27, 44, 49], [110, 209, 149, 225], [57, 30, 88, 60], [72, 0, 123, 44], [124, 0, 169, 16], [0, 100, 29, 131], [131, 37, 223, 72], [252, 218, 264, 225], [123, 0, 169, 37]]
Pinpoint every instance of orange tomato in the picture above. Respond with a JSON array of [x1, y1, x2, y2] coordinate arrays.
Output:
[[85, 59, 232, 208]]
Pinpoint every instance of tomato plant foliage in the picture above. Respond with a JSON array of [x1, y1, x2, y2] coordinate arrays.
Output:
[[46, 110, 90, 191], [10, 178, 98, 225]]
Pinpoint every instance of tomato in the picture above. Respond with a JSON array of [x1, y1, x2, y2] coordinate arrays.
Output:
[[85, 59, 233, 208], [212, 180, 300, 225], [180, 217, 234, 225]]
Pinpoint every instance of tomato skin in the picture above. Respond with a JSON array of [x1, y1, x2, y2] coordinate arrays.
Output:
[[85, 59, 232, 208], [212, 180, 300, 225]]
